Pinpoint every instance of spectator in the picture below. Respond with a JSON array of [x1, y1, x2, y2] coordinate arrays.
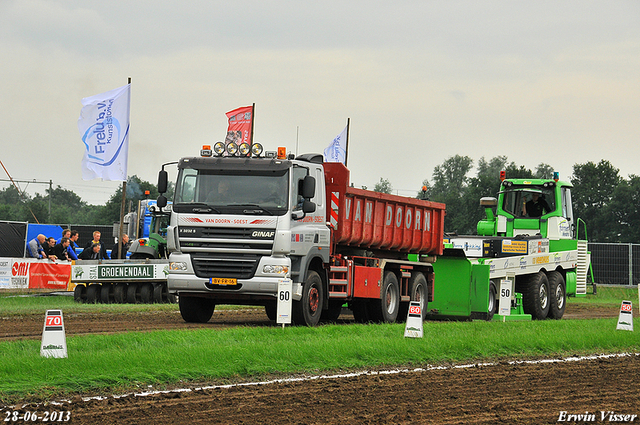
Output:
[[79, 243, 102, 260], [67, 230, 80, 261], [54, 237, 71, 261], [84, 231, 108, 259], [57, 229, 71, 244], [27, 234, 47, 259], [43, 237, 58, 260], [111, 234, 130, 259]]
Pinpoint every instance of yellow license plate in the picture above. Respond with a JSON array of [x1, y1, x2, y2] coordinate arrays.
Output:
[[209, 278, 237, 285]]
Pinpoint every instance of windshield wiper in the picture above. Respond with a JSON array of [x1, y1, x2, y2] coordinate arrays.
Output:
[[175, 203, 221, 214], [232, 204, 275, 215]]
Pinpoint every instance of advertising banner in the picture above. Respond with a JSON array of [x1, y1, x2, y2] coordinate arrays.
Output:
[[0, 258, 71, 290], [71, 262, 169, 282], [225, 105, 253, 150], [28, 262, 72, 289]]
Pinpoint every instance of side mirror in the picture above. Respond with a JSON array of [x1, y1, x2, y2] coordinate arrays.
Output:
[[479, 197, 497, 208], [302, 175, 316, 199], [303, 200, 316, 213], [157, 195, 167, 208], [157, 170, 168, 194]]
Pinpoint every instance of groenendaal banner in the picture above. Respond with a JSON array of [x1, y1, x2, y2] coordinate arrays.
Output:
[[78, 84, 131, 181]]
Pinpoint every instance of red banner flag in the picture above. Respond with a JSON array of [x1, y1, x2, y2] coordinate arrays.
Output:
[[225, 105, 253, 150]]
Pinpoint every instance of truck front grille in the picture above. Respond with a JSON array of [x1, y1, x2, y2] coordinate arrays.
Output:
[[191, 253, 260, 279], [179, 226, 275, 279]]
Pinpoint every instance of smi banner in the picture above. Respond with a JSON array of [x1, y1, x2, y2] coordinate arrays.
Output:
[[0, 258, 71, 290], [225, 105, 253, 150], [78, 84, 131, 181]]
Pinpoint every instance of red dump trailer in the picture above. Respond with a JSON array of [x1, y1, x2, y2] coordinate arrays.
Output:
[[320, 162, 446, 323]]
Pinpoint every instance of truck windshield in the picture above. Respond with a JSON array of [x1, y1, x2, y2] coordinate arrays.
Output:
[[501, 185, 556, 218], [173, 168, 289, 215]]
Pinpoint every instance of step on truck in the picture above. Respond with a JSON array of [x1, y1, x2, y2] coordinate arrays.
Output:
[[441, 171, 589, 320], [157, 143, 455, 325]]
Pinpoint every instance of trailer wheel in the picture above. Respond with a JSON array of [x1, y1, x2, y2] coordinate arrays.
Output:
[[179, 296, 215, 323], [86, 284, 100, 304], [100, 283, 113, 304], [547, 271, 566, 320], [73, 284, 86, 303], [113, 283, 127, 303], [522, 272, 550, 320], [369, 271, 400, 323], [293, 270, 324, 326]]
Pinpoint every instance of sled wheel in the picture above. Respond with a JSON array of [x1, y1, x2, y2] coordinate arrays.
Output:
[[73, 284, 86, 303], [126, 284, 139, 304], [113, 283, 127, 303], [100, 283, 112, 304], [86, 284, 100, 304], [140, 283, 154, 303]]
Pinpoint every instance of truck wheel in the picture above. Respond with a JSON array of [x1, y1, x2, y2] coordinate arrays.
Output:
[[350, 299, 370, 323], [522, 272, 550, 320], [547, 271, 566, 320], [265, 302, 276, 321], [73, 284, 86, 303], [293, 270, 324, 326], [409, 272, 428, 319], [140, 283, 154, 303], [487, 282, 497, 321], [179, 296, 215, 323], [86, 284, 100, 304], [113, 283, 127, 303], [100, 283, 112, 304], [369, 271, 400, 323]]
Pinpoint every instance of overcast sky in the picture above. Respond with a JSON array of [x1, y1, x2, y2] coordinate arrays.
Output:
[[1, 0, 639, 206]]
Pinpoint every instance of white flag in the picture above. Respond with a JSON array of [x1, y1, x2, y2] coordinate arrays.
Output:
[[323, 125, 348, 164], [78, 84, 131, 181]]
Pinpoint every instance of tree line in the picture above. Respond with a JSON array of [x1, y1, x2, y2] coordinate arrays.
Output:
[[0, 176, 173, 227], [1, 158, 636, 243], [373, 156, 639, 243]]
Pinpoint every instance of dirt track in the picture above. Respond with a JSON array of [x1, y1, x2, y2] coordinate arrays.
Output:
[[2, 303, 639, 424]]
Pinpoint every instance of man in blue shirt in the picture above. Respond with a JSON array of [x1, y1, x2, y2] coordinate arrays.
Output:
[[27, 234, 47, 259]]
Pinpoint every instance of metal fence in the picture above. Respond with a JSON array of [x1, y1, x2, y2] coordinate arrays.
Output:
[[589, 243, 640, 286]]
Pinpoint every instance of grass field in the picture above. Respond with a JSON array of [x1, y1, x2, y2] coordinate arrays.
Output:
[[0, 286, 638, 404]]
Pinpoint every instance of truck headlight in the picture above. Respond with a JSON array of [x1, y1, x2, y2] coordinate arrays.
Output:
[[263, 265, 289, 274], [169, 262, 188, 271]]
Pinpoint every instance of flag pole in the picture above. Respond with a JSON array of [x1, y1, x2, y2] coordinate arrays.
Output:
[[117, 77, 131, 259], [344, 118, 350, 167], [250, 103, 255, 145]]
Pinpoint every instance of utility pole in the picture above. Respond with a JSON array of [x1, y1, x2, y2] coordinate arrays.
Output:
[[0, 178, 54, 223]]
